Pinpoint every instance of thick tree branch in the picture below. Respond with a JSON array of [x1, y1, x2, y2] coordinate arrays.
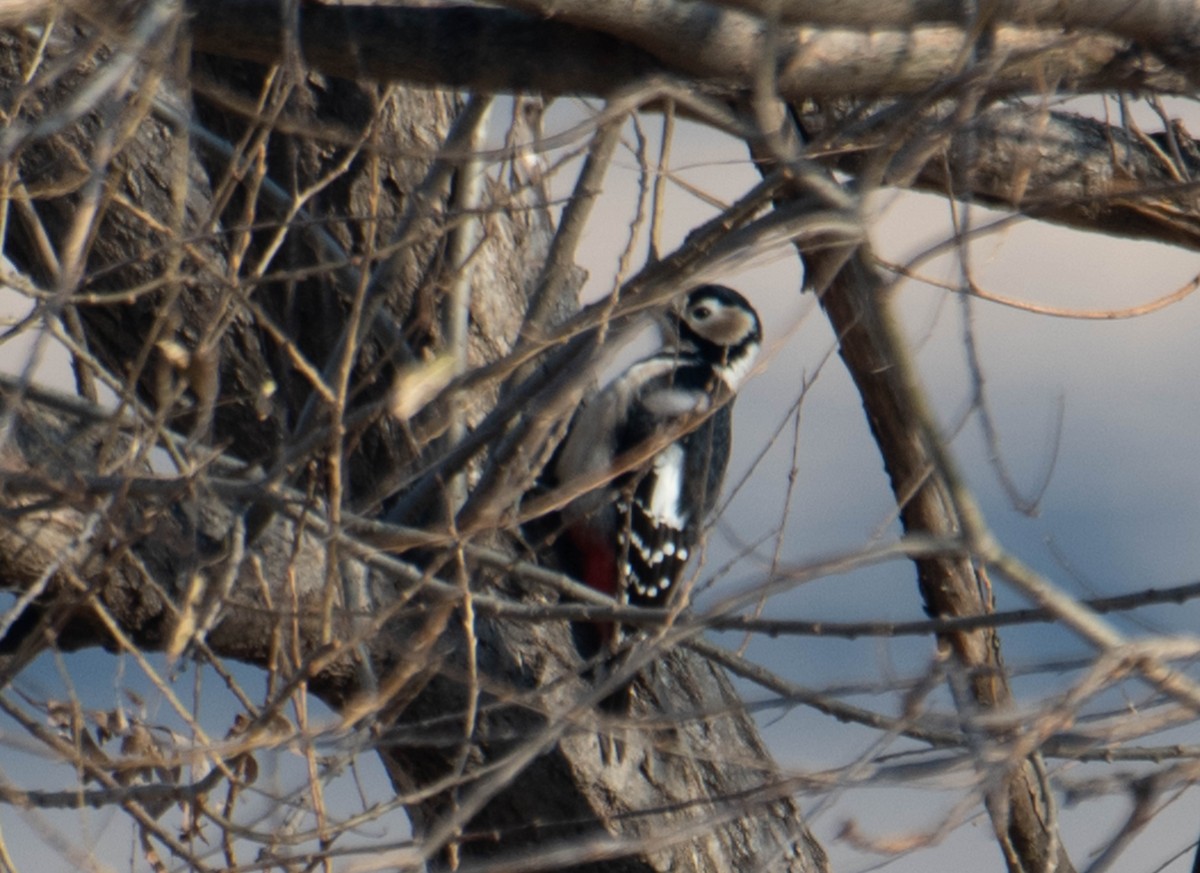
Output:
[[181, 1, 1188, 101], [179, 2, 1200, 257], [718, 0, 1200, 54], [186, 1, 666, 96], [811, 249, 1075, 873], [803, 102, 1200, 251], [742, 96, 1077, 870], [180, 4, 1200, 255], [501, 0, 1182, 94]]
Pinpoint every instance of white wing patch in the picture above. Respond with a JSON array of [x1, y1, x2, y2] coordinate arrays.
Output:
[[647, 443, 686, 529], [621, 442, 691, 606]]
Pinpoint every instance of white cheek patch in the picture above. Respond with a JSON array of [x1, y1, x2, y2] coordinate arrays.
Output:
[[708, 310, 750, 344]]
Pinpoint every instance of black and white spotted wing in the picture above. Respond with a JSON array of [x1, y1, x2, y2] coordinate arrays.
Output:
[[616, 405, 732, 608]]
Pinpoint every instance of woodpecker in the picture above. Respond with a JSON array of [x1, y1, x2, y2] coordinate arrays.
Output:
[[553, 284, 762, 656]]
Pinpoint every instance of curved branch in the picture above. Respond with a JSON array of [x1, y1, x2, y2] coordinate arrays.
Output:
[[803, 102, 1200, 251]]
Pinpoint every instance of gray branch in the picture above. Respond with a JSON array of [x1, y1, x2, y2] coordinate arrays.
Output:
[[182, 0, 1191, 100]]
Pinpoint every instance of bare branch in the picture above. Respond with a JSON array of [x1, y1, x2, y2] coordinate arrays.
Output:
[[183, 1, 1190, 100]]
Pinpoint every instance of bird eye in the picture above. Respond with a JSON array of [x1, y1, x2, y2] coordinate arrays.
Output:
[[691, 305, 712, 320]]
